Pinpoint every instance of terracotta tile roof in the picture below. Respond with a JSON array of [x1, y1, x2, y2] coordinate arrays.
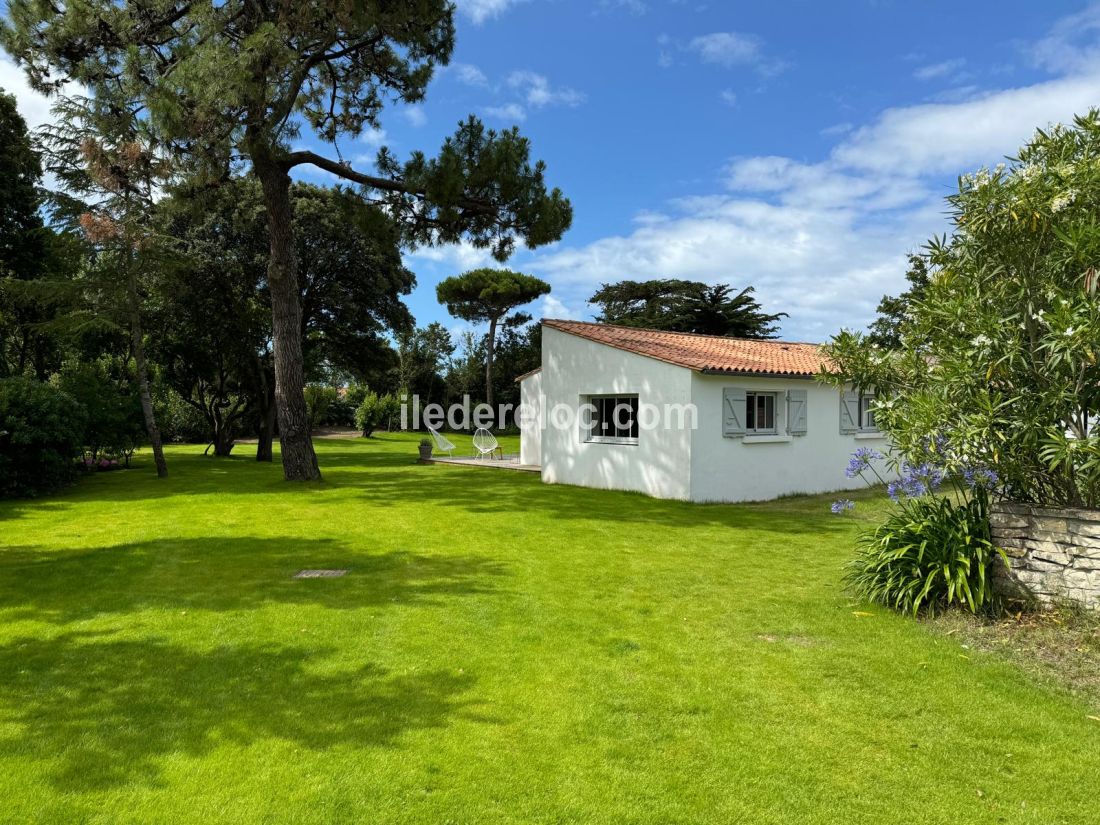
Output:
[[514, 366, 542, 383], [542, 319, 833, 377]]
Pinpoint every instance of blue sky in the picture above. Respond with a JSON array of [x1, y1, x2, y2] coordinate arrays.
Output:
[[4, 0, 1100, 341]]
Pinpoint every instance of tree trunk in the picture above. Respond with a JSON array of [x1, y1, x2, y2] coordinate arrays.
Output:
[[212, 425, 236, 457], [253, 149, 320, 481], [127, 267, 168, 479], [255, 361, 276, 462], [485, 315, 498, 413]]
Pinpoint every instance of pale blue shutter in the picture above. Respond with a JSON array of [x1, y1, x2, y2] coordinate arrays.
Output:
[[839, 390, 859, 434], [723, 388, 746, 438], [787, 389, 808, 436]]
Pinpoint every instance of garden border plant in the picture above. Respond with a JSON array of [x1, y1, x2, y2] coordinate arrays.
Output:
[[822, 110, 1100, 615], [834, 446, 1005, 616]]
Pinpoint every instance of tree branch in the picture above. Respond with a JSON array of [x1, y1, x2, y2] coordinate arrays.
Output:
[[280, 150, 494, 216]]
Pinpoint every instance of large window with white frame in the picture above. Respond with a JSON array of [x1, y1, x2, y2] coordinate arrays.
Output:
[[745, 391, 777, 435], [584, 395, 639, 443]]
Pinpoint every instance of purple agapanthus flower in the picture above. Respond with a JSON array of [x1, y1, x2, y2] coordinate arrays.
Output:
[[845, 447, 884, 478], [962, 466, 999, 491], [886, 480, 904, 502], [888, 462, 944, 500], [831, 499, 855, 514]]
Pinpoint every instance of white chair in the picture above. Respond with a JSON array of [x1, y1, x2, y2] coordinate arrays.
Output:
[[427, 425, 455, 457], [472, 428, 500, 460]]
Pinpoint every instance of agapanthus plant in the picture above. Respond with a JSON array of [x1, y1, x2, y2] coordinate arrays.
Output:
[[833, 437, 998, 514], [830, 437, 1005, 616]]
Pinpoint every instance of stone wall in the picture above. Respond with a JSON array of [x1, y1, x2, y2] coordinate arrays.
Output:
[[990, 502, 1100, 609]]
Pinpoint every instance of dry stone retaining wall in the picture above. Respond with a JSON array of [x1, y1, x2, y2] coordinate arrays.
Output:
[[990, 502, 1100, 609]]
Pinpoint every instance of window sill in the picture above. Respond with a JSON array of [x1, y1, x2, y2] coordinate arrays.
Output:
[[854, 431, 886, 440], [585, 437, 639, 446], [743, 434, 792, 444]]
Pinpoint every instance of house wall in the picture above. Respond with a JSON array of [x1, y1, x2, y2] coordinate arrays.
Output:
[[688, 373, 890, 503], [519, 370, 542, 466], [538, 326, 694, 499]]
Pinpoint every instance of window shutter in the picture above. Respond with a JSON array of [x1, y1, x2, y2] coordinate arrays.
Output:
[[723, 388, 746, 438], [839, 390, 859, 434], [787, 389, 808, 436]]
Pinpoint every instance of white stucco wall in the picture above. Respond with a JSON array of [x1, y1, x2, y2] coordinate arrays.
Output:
[[688, 373, 890, 503], [538, 326, 694, 499], [518, 370, 542, 466]]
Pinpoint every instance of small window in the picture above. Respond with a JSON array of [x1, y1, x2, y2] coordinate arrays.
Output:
[[585, 395, 639, 443], [859, 394, 878, 431], [745, 391, 777, 434]]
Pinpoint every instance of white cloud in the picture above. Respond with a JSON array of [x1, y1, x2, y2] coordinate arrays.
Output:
[[719, 89, 738, 107], [408, 241, 496, 272], [0, 55, 61, 129], [539, 294, 581, 320], [598, 0, 646, 14], [525, 10, 1100, 342], [456, 0, 524, 24], [1030, 2, 1100, 73], [820, 122, 853, 137], [484, 103, 527, 122], [507, 71, 585, 108], [530, 196, 925, 340], [360, 127, 388, 148], [913, 57, 967, 81], [480, 70, 585, 122], [688, 31, 787, 76], [449, 62, 490, 87], [831, 70, 1100, 175], [689, 32, 760, 66], [402, 105, 427, 127]]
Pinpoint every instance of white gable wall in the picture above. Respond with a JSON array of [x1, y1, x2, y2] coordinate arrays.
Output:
[[689, 373, 889, 503], [538, 326, 693, 499], [518, 370, 542, 466]]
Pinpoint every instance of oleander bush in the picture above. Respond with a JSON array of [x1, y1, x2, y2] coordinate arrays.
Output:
[[822, 112, 1100, 510]]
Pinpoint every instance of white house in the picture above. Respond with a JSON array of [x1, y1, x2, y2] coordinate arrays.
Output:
[[517, 319, 887, 503]]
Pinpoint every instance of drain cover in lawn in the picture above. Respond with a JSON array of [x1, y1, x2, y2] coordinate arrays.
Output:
[[293, 569, 348, 579]]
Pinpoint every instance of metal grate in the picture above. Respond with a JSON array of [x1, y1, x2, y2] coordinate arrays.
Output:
[[293, 569, 348, 579]]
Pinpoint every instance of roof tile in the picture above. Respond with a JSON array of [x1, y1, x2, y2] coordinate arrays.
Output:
[[542, 319, 832, 377]]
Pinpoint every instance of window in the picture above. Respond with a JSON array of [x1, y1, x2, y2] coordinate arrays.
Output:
[[858, 394, 878, 431], [585, 395, 639, 442], [745, 391, 777, 434]]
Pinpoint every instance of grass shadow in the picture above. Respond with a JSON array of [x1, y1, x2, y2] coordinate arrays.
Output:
[[0, 538, 509, 625], [323, 458, 867, 535], [0, 630, 486, 790]]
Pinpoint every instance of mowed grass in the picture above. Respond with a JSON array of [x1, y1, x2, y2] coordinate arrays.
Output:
[[0, 433, 1097, 825]]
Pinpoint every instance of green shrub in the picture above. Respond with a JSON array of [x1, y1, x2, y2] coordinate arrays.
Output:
[[304, 385, 338, 431], [846, 494, 1005, 616], [354, 392, 400, 437], [323, 397, 356, 428], [54, 362, 144, 463], [0, 377, 86, 497], [158, 389, 209, 443]]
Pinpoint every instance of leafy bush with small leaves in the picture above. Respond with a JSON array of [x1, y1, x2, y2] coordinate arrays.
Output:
[[158, 389, 210, 444], [304, 385, 338, 431], [354, 392, 400, 437], [0, 377, 86, 497], [846, 493, 1005, 616], [54, 361, 144, 463]]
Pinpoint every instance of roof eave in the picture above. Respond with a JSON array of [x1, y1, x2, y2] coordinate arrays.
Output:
[[697, 368, 822, 380]]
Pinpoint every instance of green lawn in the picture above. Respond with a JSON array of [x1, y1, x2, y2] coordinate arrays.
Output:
[[0, 433, 1097, 824]]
